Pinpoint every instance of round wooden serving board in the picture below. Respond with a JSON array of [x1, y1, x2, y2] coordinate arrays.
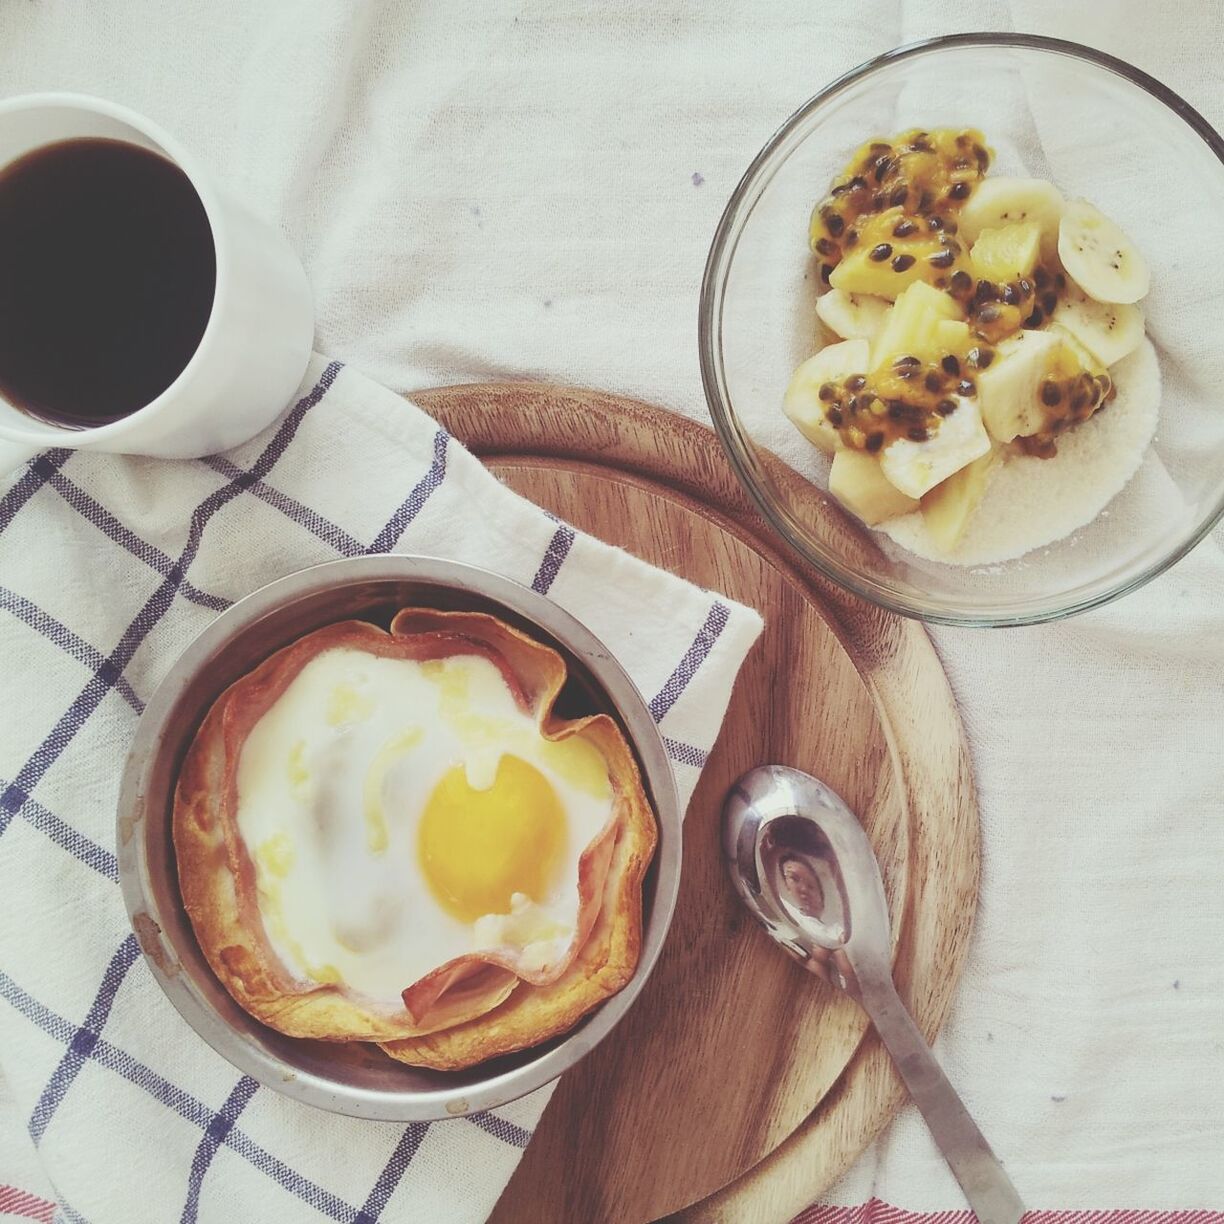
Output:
[[412, 384, 980, 1224]]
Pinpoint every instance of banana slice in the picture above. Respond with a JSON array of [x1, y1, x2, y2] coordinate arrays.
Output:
[[958, 177, 1065, 258], [1057, 199, 1149, 304], [815, 288, 891, 342], [1049, 287, 1144, 367], [879, 397, 991, 499], [976, 329, 1062, 442], [783, 338, 871, 455]]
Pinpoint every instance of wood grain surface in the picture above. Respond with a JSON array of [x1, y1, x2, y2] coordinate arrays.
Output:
[[413, 384, 980, 1224]]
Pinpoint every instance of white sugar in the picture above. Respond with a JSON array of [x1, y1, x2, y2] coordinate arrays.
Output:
[[879, 339, 1161, 566]]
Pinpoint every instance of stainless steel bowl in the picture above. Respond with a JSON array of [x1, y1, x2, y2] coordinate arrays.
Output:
[[117, 555, 681, 1121]]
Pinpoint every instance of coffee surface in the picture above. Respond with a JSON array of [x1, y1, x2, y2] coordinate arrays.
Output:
[[0, 137, 216, 426]]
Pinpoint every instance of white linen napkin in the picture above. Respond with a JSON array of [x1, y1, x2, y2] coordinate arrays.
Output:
[[0, 355, 763, 1224]]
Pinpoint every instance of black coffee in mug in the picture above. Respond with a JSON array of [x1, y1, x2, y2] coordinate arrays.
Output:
[[0, 137, 216, 427]]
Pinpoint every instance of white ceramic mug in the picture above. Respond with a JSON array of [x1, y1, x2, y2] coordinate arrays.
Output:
[[0, 93, 313, 474]]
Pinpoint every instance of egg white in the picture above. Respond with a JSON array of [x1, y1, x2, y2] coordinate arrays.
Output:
[[234, 645, 615, 1004]]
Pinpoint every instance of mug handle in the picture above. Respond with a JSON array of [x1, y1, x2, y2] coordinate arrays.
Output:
[[0, 436, 40, 476]]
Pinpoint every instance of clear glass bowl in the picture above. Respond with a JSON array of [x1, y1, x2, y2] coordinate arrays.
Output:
[[699, 34, 1224, 626]]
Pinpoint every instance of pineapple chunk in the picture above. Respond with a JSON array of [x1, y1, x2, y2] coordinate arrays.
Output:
[[871, 282, 963, 369], [830, 247, 928, 301], [879, 396, 992, 499], [829, 450, 918, 525], [783, 338, 871, 455], [829, 207, 960, 301], [976, 329, 1062, 442], [920, 447, 999, 552], [935, 319, 971, 353], [969, 221, 1041, 283]]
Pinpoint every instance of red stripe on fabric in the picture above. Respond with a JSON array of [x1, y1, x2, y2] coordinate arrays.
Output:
[[792, 1201, 1224, 1224], [0, 1185, 56, 1223]]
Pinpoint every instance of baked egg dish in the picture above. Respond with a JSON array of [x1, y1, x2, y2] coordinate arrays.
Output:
[[173, 607, 657, 1070]]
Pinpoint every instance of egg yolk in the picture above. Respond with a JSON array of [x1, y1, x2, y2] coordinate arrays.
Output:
[[418, 754, 567, 923]]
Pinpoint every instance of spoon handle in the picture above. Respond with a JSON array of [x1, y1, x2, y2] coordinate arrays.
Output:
[[860, 975, 1025, 1224]]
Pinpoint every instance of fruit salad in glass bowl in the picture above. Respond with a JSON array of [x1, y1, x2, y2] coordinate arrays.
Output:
[[699, 35, 1224, 626], [784, 126, 1155, 562]]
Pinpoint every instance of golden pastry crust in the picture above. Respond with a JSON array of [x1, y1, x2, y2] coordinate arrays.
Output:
[[173, 608, 657, 1065]]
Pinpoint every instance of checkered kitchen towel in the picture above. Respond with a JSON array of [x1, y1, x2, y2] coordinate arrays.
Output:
[[0, 355, 763, 1224]]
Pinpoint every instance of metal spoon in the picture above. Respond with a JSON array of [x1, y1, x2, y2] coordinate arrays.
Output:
[[723, 765, 1024, 1224]]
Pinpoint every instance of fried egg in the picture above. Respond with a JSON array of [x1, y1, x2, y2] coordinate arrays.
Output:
[[234, 645, 616, 1004]]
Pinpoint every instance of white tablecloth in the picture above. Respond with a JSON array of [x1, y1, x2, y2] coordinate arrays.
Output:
[[1, 1, 1222, 1218]]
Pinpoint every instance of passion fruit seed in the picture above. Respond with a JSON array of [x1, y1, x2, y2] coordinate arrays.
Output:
[[929, 249, 956, 268], [1024, 308, 1043, 328], [893, 354, 920, 367], [1041, 292, 1058, 315], [958, 378, 976, 397], [869, 243, 893, 261], [892, 253, 916, 272], [893, 218, 918, 238], [941, 355, 961, 376], [826, 406, 844, 426], [865, 431, 885, 453], [936, 398, 958, 416], [825, 212, 845, 237], [948, 181, 971, 201], [924, 371, 943, 393], [889, 185, 909, 207], [950, 270, 973, 294], [818, 382, 837, 401], [907, 426, 929, 442], [845, 374, 867, 391], [1041, 381, 1062, 407]]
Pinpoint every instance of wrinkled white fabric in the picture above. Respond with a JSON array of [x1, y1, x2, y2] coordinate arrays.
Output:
[[0, 1, 1221, 1218]]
